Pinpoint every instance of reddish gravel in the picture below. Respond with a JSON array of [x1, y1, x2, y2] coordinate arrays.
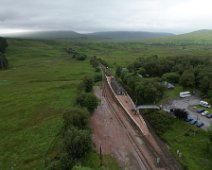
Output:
[[90, 86, 142, 170]]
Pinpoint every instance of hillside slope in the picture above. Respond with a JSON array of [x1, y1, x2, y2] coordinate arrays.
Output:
[[145, 29, 212, 44]]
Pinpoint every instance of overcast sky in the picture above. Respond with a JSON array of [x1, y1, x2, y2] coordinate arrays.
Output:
[[0, 0, 212, 34]]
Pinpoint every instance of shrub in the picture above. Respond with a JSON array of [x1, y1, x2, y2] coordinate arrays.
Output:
[[93, 73, 102, 82], [82, 77, 94, 92], [60, 127, 92, 170], [144, 110, 174, 136], [173, 108, 188, 120], [76, 93, 99, 113], [72, 166, 94, 170], [63, 108, 89, 130], [0, 52, 8, 69]]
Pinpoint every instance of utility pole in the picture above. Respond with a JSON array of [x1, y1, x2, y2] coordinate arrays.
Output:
[[99, 144, 103, 166]]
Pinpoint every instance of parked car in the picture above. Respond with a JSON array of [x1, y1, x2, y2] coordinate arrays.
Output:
[[206, 114, 212, 118], [201, 95, 208, 99], [197, 109, 205, 113], [199, 101, 210, 108], [196, 121, 204, 128], [201, 111, 209, 116], [189, 119, 197, 125], [186, 115, 193, 122]]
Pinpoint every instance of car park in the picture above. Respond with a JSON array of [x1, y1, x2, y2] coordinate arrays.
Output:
[[196, 121, 204, 128], [197, 109, 205, 113], [201, 110, 209, 116], [206, 114, 212, 118]]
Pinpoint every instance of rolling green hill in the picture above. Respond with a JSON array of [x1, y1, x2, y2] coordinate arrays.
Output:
[[145, 29, 212, 45]]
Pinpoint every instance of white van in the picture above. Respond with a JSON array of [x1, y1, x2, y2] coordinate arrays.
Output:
[[179, 91, 191, 98], [199, 101, 210, 108]]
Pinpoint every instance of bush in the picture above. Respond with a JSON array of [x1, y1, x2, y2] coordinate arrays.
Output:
[[144, 110, 174, 136], [82, 77, 94, 92], [173, 108, 188, 120], [90, 56, 99, 68], [76, 93, 99, 113], [72, 166, 94, 170], [76, 55, 87, 61], [63, 108, 89, 130], [0, 52, 8, 69], [0, 37, 8, 53], [93, 73, 102, 82], [63, 127, 91, 161]]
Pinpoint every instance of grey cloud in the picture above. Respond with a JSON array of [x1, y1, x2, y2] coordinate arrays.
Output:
[[0, 0, 212, 33]]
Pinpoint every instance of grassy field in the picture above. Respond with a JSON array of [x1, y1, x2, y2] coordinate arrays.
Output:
[[162, 121, 212, 170], [0, 39, 97, 169], [1, 38, 212, 169]]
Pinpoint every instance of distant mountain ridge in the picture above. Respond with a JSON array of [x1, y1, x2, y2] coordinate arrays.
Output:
[[85, 31, 174, 41], [2, 30, 83, 39], [2, 29, 212, 43], [1, 30, 174, 41]]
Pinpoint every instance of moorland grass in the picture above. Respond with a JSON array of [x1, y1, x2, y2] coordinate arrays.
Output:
[[0, 39, 95, 169], [162, 121, 212, 170]]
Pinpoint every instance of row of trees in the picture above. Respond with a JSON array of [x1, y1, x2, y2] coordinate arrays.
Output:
[[0, 37, 8, 69], [116, 69, 164, 104], [47, 77, 99, 170], [65, 48, 87, 61]]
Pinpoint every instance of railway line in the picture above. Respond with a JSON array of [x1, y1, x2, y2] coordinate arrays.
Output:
[[102, 75, 152, 170], [101, 70, 182, 170]]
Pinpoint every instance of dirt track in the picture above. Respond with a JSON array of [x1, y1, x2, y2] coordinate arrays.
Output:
[[90, 73, 182, 170]]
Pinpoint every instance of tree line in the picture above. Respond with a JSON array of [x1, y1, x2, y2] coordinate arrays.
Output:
[[116, 55, 212, 104], [65, 48, 87, 61], [47, 77, 100, 170], [0, 37, 8, 69]]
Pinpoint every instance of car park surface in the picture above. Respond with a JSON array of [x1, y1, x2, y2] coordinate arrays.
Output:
[[163, 96, 212, 129]]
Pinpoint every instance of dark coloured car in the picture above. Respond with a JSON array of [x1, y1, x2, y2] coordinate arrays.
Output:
[[186, 115, 193, 122], [189, 119, 197, 125], [197, 109, 205, 113], [201, 95, 208, 99], [206, 114, 212, 118], [196, 121, 204, 128]]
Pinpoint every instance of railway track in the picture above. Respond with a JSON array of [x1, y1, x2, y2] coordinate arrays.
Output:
[[102, 75, 154, 170], [101, 70, 182, 170]]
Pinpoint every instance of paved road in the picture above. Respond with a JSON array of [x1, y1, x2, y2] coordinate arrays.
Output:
[[163, 96, 212, 129]]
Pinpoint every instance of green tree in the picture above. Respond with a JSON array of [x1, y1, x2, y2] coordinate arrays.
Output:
[[0, 37, 8, 53], [63, 108, 89, 130], [82, 77, 94, 92], [0, 52, 8, 69], [60, 127, 92, 169], [116, 66, 122, 77], [180, 69, 195, 88], [72, 166, 94, 170], [162, 72, 180, 83], [63, 127, 91, 160], [76, 93, 99, 113]]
